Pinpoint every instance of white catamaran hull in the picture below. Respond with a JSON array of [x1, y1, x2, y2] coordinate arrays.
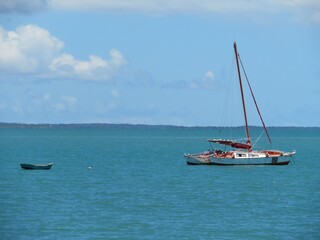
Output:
[[211, 150, 295, 166], [185, 150, 295, 166], [184, 153, 214, 165], [210, 156, 290, 166]]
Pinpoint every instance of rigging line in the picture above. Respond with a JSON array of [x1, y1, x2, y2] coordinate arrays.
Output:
[[238, 54, 272, 144], [252, 129, 265, 148]]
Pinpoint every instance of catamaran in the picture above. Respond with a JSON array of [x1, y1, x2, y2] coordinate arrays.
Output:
[[185, 42, 296, 166]]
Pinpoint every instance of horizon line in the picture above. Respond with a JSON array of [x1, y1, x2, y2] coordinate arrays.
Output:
[[0, 122, 319, 129]]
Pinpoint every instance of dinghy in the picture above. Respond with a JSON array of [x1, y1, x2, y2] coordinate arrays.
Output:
[[20, 162, 53, 170]]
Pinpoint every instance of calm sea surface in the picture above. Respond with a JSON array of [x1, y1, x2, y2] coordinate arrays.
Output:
[[0, 126, 319, 239]]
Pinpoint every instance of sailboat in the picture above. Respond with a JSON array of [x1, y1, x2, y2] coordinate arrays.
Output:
[[185, 42, 296, 166]]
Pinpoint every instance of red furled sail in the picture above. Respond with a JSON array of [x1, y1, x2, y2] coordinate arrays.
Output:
[[208, 139, 252, 150]]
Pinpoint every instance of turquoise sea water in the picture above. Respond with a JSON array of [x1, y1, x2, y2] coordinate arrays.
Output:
[[0, 126, 319, 239]]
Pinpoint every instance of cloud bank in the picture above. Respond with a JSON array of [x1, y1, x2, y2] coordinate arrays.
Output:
[[1, 1, 319, 24], [53, 0, 320, 24], [50, 0, 320, 14], [0, 0, 48, 14], [0, 24, 128, 81]]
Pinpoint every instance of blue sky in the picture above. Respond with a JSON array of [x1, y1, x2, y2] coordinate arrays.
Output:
[[0, 0, 319, 126]]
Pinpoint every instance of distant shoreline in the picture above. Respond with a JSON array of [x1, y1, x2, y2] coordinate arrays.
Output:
[[0, 122, 319, 129]]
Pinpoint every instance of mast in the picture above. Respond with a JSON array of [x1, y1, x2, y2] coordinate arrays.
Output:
[[234, 42, 251, 148]]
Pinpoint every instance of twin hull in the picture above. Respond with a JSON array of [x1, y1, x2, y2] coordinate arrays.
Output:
[[185, 151, 292, 166], [208, 156, 289, 166]]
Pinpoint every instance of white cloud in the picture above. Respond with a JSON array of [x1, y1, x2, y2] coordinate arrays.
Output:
[[202, 70, 216, 88], [0, 24, 128, 81], [0, 24, 63, 74], [50, 49, 127, 81], [204, 70, 214, 81], [188, 70, 216, 89]]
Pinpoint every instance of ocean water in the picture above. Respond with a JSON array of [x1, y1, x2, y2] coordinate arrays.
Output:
[[0, 126, 319, 240]]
